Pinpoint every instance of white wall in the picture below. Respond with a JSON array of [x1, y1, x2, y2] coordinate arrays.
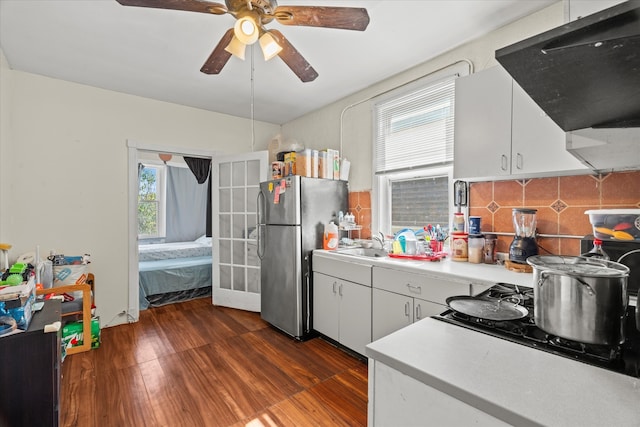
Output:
[[0, 51, 279, 327], [281, 2, 565, 192]]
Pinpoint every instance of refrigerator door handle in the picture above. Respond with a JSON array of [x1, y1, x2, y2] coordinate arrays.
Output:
[[257, 190, 266, 260]]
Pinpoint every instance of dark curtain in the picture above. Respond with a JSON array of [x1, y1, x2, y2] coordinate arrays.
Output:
[[184, 157, 212, 237]]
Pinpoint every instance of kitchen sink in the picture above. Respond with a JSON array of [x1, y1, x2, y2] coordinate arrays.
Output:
[[335, 247, 388, 258]]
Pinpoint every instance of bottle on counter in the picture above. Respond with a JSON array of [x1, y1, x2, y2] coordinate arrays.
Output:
[[323, 222, 339, 250], [581, 238, 610, 260], [483, 234, 498, 264]]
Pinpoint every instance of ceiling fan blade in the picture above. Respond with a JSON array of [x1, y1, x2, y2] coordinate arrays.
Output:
[[115, 0, 228, 15], [270, 30, 318, 83], [273, 6, 370, 31], [200, 28, 235, 75]]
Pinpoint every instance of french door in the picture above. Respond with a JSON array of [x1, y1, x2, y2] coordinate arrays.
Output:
[[212, 151, 268, 311]]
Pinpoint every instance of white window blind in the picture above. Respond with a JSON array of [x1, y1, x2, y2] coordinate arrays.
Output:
[[374, 76, 456, 174]]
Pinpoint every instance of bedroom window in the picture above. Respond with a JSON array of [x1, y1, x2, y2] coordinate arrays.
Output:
[[138, 164, 167, 239], [373, 64, 466, 236]]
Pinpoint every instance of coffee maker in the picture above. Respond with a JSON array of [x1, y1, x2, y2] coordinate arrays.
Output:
[[509, 208, 538, 263]]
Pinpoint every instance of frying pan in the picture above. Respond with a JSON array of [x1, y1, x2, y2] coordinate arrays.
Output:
[[446, 295, 528, 321]]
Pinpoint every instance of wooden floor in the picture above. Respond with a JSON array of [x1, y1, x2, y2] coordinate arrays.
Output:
[[60, 298, 368, 426]]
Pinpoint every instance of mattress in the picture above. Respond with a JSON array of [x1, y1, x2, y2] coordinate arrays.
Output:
[[138, 240, 211, 261]]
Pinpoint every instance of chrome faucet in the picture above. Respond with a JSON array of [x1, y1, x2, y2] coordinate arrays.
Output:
[[372, 232, 386, 251]]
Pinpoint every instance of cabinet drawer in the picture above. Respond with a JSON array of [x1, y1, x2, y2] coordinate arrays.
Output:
[[313, 253, 372, 286], [373, 267, 470, 305]]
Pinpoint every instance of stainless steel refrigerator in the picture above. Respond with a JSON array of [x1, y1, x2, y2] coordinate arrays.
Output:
[[257, 175, 348, 339]]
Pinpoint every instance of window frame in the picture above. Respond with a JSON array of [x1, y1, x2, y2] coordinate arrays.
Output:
[[137, 162, 167, 240]]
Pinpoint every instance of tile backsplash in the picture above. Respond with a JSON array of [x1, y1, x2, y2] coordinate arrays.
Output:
[[351, 170, 640, 253], [469, 171, 640, 256]]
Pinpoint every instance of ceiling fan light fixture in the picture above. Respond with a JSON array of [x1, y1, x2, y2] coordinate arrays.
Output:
[[234, 16, 259, 45], [224, 35, 247, 60], [259, 32, 282, 61]]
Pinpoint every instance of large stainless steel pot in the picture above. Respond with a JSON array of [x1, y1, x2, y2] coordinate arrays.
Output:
[[527, 255, 629, 346]]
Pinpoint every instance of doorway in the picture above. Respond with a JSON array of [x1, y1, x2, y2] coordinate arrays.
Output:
[[127, 140, 216, 322]]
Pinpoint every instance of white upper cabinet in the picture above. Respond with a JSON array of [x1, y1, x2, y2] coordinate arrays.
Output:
[[453, 66, 512, 179], [567, 0, 626, 21], [454, 66, 588, 180]]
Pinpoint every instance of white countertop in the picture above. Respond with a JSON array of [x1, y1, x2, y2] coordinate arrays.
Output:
[[314, 249, 536, 288], [366, 317, 640, 427]]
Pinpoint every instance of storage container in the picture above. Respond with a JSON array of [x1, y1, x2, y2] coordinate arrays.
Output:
[[451, 232, 468, 261], [295, 149, 313, 177], [585, 209, 640, 241], [468, 234, 484, 264]]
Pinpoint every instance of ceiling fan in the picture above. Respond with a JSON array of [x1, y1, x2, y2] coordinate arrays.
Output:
[[115, 0, 370, 82]]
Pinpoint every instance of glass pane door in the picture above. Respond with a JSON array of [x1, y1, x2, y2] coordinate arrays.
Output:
[[212, 151, 268, 311]]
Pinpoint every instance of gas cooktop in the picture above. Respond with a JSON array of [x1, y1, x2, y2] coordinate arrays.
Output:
[[434, 283, 640, 378]]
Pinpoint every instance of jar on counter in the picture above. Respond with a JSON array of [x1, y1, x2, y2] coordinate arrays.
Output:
[[453, 212, 466, 233], [451, 232, 468, 262], [468, 234, 485, 264], [483, 234, 498, 264]]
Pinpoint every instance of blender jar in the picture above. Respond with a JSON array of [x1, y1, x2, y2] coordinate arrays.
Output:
[[513, 208, 537, 238]]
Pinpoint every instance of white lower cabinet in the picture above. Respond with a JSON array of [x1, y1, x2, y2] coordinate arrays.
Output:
[[369, 360, 509, 426], [313, 271, 371, 356], [372, 266, 474, 341], [372, 289, 413, 341], [372, 290, 448, 341]]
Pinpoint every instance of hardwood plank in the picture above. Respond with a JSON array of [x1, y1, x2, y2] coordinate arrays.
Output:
[[306, 372, 368, 426], [242, 332, 325, 389], [94, 365, 159, 427], [217, 306, 270, 332]]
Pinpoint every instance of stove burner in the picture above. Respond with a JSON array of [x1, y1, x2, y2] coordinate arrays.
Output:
[[434, 282, 640, 378]]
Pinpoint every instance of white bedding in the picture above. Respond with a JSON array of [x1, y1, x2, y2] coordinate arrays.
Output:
[[138, 238, 212, 261]]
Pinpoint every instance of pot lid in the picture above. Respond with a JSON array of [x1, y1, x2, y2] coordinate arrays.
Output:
[[527, 255, 629, 277], [446, 296, 528, 321]]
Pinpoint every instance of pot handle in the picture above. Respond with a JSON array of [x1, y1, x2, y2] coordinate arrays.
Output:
[[537, 271, 596, 296]]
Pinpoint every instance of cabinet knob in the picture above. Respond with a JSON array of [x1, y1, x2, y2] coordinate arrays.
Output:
[[416, 304, 422, 320], [404, 301, 410, 317], [332, 281, 337, 294], [338, 283, 343, 297], [516, 153, 523, 170]]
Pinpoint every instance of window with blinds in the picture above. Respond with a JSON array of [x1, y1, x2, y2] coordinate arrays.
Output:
[[375, 76, 456, 174], [373, 71, 459, 235]]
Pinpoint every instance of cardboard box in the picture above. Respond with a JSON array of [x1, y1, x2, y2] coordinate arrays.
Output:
[[61, 316, 101, 350]]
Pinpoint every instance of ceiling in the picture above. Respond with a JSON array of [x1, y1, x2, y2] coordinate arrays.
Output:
[[0, 0, 556, 124]]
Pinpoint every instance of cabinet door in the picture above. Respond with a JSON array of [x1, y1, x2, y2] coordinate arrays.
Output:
[[313, 272, 339, 341], [511, 82, 587, 175], [414, 298, 446, 322], [454, 66, 512, 179], [339, 280, 372, 356], [373, 288, 413, 341]]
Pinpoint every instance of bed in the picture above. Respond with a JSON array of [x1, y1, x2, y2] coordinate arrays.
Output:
[[138, 236, 212, 309]]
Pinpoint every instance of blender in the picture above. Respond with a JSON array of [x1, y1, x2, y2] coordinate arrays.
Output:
[[509, 208, 538, 263]]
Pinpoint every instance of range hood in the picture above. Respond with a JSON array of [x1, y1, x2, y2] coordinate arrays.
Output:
[[495, 1, 640, 172]]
